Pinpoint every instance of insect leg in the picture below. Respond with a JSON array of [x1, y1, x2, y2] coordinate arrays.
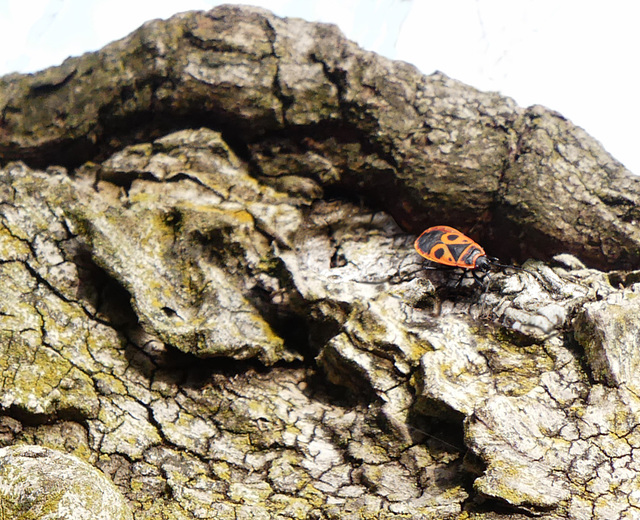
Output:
[[454, 269, 470, 288]]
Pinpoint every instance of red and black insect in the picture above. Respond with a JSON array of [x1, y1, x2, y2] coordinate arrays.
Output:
[[414, 225, 517, 283]]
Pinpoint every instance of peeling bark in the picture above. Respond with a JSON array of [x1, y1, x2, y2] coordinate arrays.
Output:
[[0, 5, 640, 520]]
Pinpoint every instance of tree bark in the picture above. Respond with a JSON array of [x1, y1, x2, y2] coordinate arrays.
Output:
[[1, 5, 638, 269], [0, 5, 639, 520]]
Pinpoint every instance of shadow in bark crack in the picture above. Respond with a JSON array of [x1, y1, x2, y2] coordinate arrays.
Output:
[[2, 405, 87, 427], [73, 248, 138, 331], [12, 107, 263, 171], [404, 410, 467, 455]]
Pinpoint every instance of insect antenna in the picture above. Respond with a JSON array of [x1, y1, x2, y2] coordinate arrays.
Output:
[[486, 257, 527, 272]]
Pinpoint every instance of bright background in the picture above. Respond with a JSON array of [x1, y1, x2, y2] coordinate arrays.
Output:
[[1, 0, 638, 174]]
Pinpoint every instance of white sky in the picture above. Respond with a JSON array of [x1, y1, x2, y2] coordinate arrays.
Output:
[[1, 0, 638, 175]]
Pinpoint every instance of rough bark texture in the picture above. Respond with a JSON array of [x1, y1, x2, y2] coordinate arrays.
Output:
[[0, 445, 132, 519], [0, 5, 639, 520], [2, 6, 640, 269]]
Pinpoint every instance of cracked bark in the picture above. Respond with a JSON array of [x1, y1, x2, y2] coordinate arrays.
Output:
[[0, 5, 639, 520], [1, 7, 639, 269]]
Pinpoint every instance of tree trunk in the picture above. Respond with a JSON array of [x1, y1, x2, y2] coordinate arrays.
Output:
[[0, 5, 638, 520]]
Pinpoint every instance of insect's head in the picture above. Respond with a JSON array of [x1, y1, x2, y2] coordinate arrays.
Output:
[[474, 255, 498, 272]]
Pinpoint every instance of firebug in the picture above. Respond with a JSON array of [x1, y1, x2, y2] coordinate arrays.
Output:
[[414, 225, 517, 284]]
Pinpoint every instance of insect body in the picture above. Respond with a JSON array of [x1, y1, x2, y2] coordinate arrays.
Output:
[[414, 225, 498, 271]]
